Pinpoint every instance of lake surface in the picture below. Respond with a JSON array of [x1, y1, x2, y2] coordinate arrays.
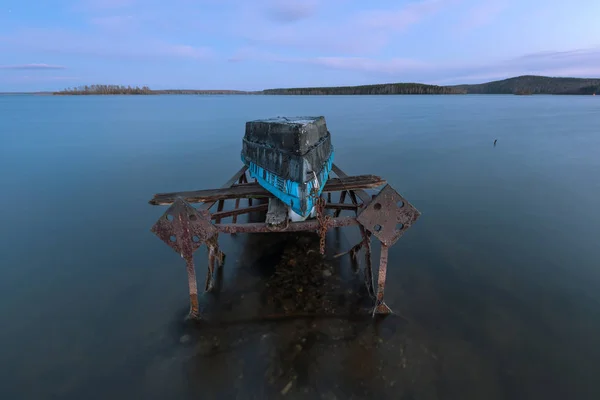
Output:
[[1, 94, 599, 400]]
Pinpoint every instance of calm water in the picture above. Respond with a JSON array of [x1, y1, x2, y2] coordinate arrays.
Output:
[[1, 94, 600, 399]]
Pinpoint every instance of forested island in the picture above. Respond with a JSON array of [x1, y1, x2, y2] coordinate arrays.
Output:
[[450, 75, 600, 95], [51, 76, 600, 96], [53, 85, 252, 95]]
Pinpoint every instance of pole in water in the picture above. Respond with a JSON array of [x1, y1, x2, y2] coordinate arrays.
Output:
[[494, 139, 497, 146]]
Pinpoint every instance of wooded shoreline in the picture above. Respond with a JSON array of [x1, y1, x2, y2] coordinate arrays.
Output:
[[48, 75, 600, 96]]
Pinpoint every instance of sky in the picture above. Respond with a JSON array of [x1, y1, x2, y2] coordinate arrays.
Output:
[[1, 0, 600, 91]]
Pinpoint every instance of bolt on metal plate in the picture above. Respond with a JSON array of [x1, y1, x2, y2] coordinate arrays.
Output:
[[150, 197, 217, 259], [356, 184, 421, 247]]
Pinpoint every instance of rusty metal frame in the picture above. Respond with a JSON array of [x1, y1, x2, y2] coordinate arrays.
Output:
[[149, 163, 420, 320]]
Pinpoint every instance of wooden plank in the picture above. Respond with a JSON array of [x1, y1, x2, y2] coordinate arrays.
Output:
[[331, 164, 372, 205], [149, 175, 386, 206], [326, 202, 357, 211], [199, 165, 248, 211]]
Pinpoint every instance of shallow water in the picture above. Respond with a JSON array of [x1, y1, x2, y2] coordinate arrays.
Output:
[[1, 94, 600, 399]]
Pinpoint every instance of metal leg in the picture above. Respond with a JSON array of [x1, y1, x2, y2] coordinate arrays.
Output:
[[186, 257, 200, 319], [373, 244, 392, 315], [363, 232, 375, 298]]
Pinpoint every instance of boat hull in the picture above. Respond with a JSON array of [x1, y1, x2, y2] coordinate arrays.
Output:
[[241, 116, 334, 218]]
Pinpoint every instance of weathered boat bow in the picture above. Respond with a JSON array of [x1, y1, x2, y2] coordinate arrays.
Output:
[[149, 116, 421, 320], [241, 116, 334, 219]]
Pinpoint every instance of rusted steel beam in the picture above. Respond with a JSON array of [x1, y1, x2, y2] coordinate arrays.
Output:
[[200, 165, 248, 211], [215, 216, 359, 234], [211, 203, 269, 220], [214, 200, 225, 223], [331, 164, 373, 206], [334, 190, 347, 218], [149, 175, 386, 206], [232, 198, 242, 223]]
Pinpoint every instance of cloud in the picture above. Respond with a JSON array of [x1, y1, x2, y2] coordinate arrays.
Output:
[[0, 29, 214, 61], [229, 46, 600, 84], [0, 64, 66, 70], [264, 0, 319, 23], [228, 48, 428, 74], [427, 48, 600, 83], [284, 56, 430, 75], [233, 0, 455, 55], [241, 26, 389, 54], [357, 0, 455, 32]]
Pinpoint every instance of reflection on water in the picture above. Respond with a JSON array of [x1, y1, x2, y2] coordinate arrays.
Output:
[[143, 224, 424, 400], [1, 94, 600, 399]]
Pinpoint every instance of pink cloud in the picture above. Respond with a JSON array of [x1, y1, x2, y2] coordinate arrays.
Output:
[[241, 25, 389, 54], [0, 29, 214, 61], [228, 45, 600, 84], [232, 1, 456, 55], [304, 57, 430, 74], [357, 0, 457, 31], [227, 48, 429, 74]]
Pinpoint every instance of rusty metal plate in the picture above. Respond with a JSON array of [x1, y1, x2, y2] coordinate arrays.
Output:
[[150, 197, 217, 259], [356, 184, 421, 247]]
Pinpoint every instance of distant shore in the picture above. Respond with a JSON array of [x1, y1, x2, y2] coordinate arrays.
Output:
[[4, 75, 599, 96]]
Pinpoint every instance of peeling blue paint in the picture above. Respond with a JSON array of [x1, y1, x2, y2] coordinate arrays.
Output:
[[241, 150, 334, 218]]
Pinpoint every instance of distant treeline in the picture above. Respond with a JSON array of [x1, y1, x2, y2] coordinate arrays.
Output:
[[53, 85, 253, 95], [52, 76, 600, 96], [265, 76, 600, 95], [262, 83, 463, 95]]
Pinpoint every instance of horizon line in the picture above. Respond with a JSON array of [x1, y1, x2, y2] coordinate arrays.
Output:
[[2, 74, 600, 94]]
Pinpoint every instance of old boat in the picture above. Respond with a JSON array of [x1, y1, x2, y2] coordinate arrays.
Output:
[[241, 116, 334, 220]]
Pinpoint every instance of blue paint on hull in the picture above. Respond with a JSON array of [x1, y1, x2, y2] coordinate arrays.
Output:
[[241, 150, 334, 218]]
